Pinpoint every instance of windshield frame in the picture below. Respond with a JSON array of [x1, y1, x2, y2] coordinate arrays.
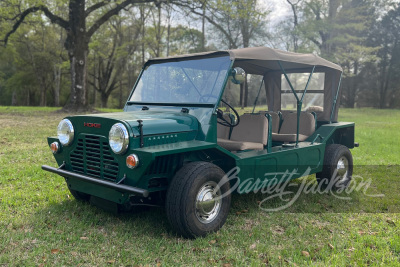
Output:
[[126, 54, 233, 109]]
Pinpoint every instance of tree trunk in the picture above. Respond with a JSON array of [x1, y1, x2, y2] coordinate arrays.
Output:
[[40, 77, 47, 106], [26, 87, 30, 106], [101, 93, 109, 108], [11, 90, 17, 106], [156, 4, 162, 57], [286, 0, 299, 51], [119, 79, 123, 108], [244, 75, 249, 107], [63, 0, 90, 112], [140, 5, 146, 65], [348, 61, 358, 108], [53, 64, 61, 106], [201, 2, 206, 51], [378, 44, 389, 109], [166, 6, 171, 56]]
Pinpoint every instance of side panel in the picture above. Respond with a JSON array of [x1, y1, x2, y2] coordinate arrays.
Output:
[[235, 143, 325, 189], [308, 122, 355, 148]]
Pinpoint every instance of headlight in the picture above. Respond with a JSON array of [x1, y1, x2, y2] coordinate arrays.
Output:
[[57, 119, 74, 146], [109, 123, 129, 154]]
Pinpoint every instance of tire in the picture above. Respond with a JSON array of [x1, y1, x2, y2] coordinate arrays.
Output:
[[316, 144, 353, 190], [166, 162, 231, 238], [68, 188, 90, 201]]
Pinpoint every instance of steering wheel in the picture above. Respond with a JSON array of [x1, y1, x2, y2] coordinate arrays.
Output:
[[217, 99, 240, 127]]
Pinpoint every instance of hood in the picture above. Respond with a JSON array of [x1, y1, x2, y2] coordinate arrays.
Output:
[[68, 110, 199, 137]]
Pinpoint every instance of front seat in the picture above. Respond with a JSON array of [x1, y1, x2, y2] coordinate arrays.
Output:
[[218, 113, 268, 151]]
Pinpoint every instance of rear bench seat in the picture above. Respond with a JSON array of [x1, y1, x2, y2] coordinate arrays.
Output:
[[272, 111, 316, 142], [218, 113, 268, 151], [261, 111, 280, 133]]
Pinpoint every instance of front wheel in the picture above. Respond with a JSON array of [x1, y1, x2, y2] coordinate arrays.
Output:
[[316, 144, 353, 190], [166, 162, 231, 238]]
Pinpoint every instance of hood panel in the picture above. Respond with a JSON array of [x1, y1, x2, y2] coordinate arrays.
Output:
[[68, 111, 198, 137]]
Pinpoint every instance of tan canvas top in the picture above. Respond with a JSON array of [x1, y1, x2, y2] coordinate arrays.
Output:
[[146, 46, 343, 74]]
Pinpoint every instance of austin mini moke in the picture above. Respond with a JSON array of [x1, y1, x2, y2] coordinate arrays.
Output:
[[42, 47, 357, 238]]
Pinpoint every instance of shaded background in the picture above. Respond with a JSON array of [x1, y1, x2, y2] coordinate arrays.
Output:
[[0, 0, 399, 109]]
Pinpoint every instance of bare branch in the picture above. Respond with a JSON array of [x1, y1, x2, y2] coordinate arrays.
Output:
[[85, 1, 111, 17], [3, 5, 68, 45], [308, 36, 322, 48], [174, 2, 238, 48], [87, 0, 155, 38]]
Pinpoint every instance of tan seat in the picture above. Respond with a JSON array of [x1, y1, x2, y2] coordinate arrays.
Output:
[[272, 112, 315, 142], [217, 138, 264, 151], [218, 113, 268, 151], [260, 111, 279, 133]]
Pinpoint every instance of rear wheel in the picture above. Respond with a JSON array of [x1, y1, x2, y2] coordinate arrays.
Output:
[[166, 162, 231, 238], [316, 144, 353, 190]]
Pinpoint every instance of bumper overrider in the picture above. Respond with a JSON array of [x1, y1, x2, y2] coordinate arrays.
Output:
[[41, 164, 149, 197]]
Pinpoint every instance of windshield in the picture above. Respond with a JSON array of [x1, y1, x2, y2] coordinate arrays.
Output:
[[129, 56, 231, 105]]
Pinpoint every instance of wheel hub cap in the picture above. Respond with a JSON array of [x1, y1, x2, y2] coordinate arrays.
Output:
[[336, 156, 349, 182], [195, 182, 221, 224]]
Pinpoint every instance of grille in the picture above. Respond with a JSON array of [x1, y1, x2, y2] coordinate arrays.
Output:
[[144, 154, 182, 176], [70, 135, 119, 181]]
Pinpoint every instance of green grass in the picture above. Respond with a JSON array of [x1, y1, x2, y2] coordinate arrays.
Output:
[[0, 106, 399, 266]]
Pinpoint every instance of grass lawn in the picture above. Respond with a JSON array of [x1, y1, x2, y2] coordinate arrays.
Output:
[[0, 106, 399, 266]]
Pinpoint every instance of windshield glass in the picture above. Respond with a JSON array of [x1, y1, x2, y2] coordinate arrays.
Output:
[[129, 56, 231, 104]]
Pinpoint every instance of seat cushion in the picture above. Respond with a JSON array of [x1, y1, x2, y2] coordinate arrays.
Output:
[[217, 138, 264, 151], [230, 113, 269, 144], [271, 133, 309, 142], [280, 111, 315, 136]]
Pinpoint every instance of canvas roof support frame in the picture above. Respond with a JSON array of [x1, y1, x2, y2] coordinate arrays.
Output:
[[330, 73, 343, 123], [277, 61, 316, 147]]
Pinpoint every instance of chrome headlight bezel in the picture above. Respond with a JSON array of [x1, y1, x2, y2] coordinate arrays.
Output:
[[57, 119, 74, 146], [109, 123, 129, 154]]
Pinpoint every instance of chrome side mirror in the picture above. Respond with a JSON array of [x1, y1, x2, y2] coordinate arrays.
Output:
[[230, 67, 246, 84]]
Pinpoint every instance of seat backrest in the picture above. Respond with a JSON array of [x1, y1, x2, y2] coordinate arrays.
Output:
[[265, 112, 280, 133], [217, 114, 231, 139], [279, 112, 315, 136], [230, 113, 269, 145], [280, 110, 293, 120]]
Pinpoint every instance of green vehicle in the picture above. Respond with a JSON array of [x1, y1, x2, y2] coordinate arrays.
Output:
[[42, 47, 357, 238]]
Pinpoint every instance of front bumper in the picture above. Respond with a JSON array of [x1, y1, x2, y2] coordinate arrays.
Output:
[[42, 165, 149, 197]]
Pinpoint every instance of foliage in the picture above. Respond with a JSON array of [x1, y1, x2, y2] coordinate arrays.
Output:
[[0, 0, 400, 108]]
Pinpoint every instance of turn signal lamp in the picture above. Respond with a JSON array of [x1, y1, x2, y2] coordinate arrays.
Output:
[[50, 142, 60, 154], [126, 154, 139, 169]]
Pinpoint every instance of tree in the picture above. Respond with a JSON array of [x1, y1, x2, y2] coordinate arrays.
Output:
[[165, 25, 203, 55], [180, 0, 269, 107], [285, 0, 302, 52], [89, 16, 141, 108], [288, 0, 379, 108], [183, 0, 269, 50], [369, 3, 400, 108], [0, 18, 68, 107], [1, 0, 192, 112]]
